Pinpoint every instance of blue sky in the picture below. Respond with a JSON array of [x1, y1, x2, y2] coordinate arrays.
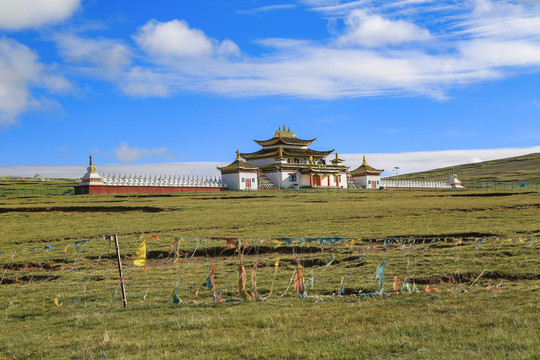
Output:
[[0, 0, 539, 177]]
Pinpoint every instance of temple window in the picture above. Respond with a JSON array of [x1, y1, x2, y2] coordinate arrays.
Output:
[[242, 178, 245, 182], [300, 158, 306, 164], [289, 174, 297, 182], [318, 159, 325, 165], [293, 158, 300, 164], [287, 158, 291, 163]]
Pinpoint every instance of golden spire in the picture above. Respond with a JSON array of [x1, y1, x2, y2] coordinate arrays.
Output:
[[288, 127, 290, 132], [89, 154, 93, 166], [283, 124, 286, 132], [362, 155, 367, 165], [236, 149, 241, 161], [278, 147, 283, 157], [335, 153, 339, 161], [278, 126, 281, 131]]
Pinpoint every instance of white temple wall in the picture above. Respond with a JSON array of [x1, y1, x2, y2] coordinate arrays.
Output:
[[222, 171, 257, 190], [221, 173, 240, 190], [300, 174, 311, 187], [352, 174, 381, 188]]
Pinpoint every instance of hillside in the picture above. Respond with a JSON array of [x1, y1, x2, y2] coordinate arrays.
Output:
[[384, 152, 540, 184]]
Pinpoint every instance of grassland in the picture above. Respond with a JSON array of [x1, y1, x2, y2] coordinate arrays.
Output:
[[384, 152, 540, 184], [0, 189, 539, 359]]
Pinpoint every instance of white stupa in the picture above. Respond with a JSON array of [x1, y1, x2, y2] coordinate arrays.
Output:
[[80, 155, 104, 184], [448, 168, 464, 188]]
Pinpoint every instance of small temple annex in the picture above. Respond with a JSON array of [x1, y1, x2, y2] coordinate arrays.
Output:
[[75, 127, 463, 194]]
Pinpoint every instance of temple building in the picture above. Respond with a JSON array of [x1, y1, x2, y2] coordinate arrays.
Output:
[[349, 156, 384, 189], [219, 127, 349, 189], [217, 151, 259, 190], [75, 127, 461, 194]]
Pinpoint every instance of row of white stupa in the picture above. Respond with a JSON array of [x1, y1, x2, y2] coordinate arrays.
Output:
[[380, 179, 453, 189], [101, 174, 224, 187]]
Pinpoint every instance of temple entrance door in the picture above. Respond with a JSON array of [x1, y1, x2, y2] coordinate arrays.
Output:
[[372, 181, 376, 189], [313, 174, 321, 186], [246, 178, 251, 188]]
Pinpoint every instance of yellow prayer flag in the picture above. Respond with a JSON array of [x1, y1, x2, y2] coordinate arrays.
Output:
[[134, 239, 146, 267], [54, 296, 62, 307]]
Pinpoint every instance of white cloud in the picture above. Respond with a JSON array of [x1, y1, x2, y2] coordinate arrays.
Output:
[[0, 38, 70, 127], [26, 1, 540, 104], [344, 145, 540, 177], [133, 19, 239, 59], [121, 67, 172, 97], [337, 10, 431, 47], [0, 0, 81, 30], [115, 142, 173, 162], [55, 34, 131, 75], [237, 4, 297, 15], [112, 1, 540, 100]]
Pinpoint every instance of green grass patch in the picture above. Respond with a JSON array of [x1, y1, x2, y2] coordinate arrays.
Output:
[[0, 190, 539, 359]]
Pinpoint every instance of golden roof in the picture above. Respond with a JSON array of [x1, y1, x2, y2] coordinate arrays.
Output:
[[217, 150, 259, 172], [330, 152, 344, 164], [254, 126, 316, 147], [240, 147, 334, 160], [349, 156, 384, 175]]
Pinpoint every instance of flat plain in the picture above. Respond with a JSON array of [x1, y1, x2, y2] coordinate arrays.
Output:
[[0, 188, 539, 359]]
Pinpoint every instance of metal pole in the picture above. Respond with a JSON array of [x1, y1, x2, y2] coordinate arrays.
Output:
[[113, 235, 127, 307]]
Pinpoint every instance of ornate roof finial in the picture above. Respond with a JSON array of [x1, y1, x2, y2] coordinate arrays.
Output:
[[278, 126, 281, 131], [236, 149, 241, 160], [362, 155, 367, 165], [278, 147, 283, 157], [288, 127, 290, 132], [89, 154, 93, 166], [283, 124, 286, 132], [335, 153, 339, 160]]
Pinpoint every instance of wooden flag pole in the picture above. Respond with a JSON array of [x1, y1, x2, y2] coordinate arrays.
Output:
[[113, 234, 127, 307]]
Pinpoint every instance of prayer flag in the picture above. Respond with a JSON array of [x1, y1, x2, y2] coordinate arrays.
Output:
[[238, 264, 252, 301], [293, 264, 306, 298], [133, 239, 146, 267]]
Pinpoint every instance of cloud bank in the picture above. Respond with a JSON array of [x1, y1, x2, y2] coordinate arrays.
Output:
[[0, 0, 80, 30], [0, 38, 70, 126], [115, 142, 173, 162], [3, 0, 540, 124]]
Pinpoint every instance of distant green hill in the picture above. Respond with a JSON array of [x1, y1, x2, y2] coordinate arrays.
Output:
[[384, 153, 540, 184]]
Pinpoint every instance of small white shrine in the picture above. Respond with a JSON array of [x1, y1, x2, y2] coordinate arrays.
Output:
[[349, 156, 384, 189], [217, 151, 259, 190]]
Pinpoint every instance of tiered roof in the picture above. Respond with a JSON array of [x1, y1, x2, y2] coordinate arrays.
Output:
[[349, 156, 383, 175], [253, 127, 316, 147], [217, 150, 259, 172], [240, 147, 334, 160], [241, 126, 335, 161]]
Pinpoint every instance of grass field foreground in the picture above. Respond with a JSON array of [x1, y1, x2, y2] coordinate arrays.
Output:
[[0, 189, 539, 359]]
